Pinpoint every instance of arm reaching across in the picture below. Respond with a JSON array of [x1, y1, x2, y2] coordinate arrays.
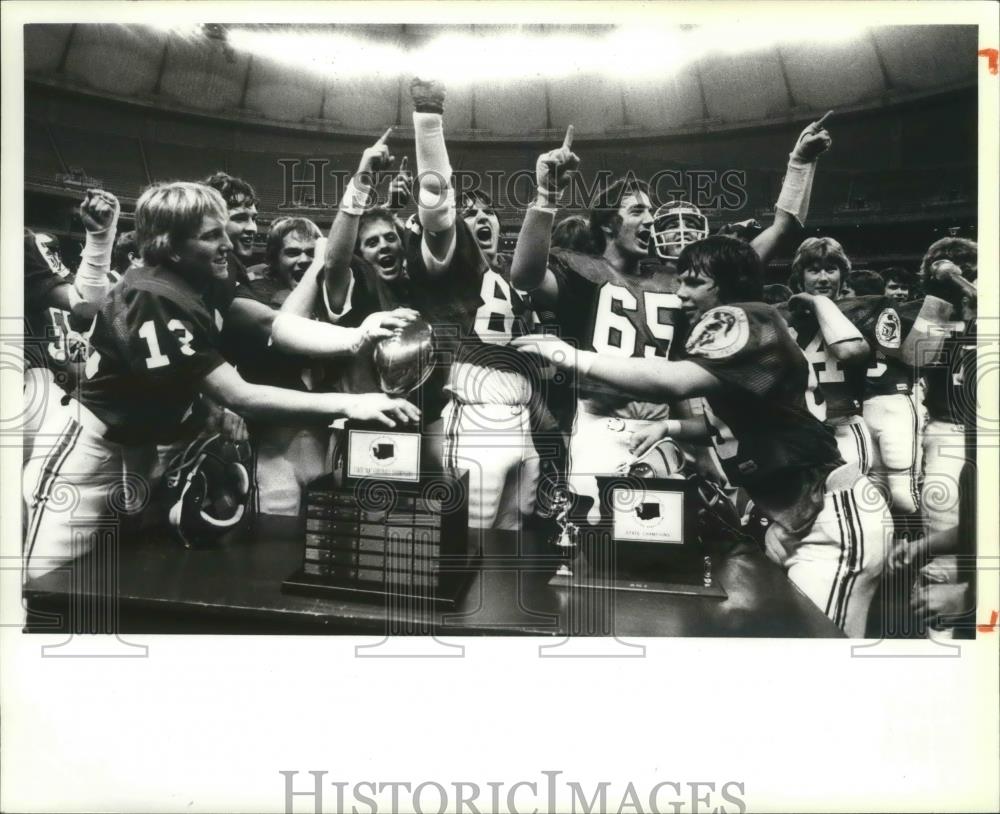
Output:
[[787, 291, 868, 363]]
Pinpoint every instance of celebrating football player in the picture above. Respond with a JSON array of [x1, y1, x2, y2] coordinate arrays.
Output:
[[23, 189, 121, 445], [23, 181, 420, 579], [510, 126, 692, 522], [514, 235, 893, 636]]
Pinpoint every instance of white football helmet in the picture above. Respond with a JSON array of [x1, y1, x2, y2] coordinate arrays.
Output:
[[652, 200, 710, 261]]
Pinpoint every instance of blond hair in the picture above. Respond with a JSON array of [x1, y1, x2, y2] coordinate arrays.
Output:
[[135, 182, 228, 267]]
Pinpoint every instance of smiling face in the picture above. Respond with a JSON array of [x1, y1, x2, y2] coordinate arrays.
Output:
[[611, 192, 654, 260], [801, 263, 842, 298], [276, 231, 316, 282], [358, 217, 403, 281], [461, 198, 500, 258], [172, 213, 232, 284], [226, 202, 258, 261], [677, 267, 722, 322], [884, 280, 909, 303]]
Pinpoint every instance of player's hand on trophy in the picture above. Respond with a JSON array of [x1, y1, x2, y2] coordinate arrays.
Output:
[[80, 189, 120, 232], [357, 308, 422, 346], [535, 125, 580, 207], [387, 156, 413, 210], [409, 77, 446, 114], [628, 420, 674, 459], [511, 333, 578, 370], [357, 127, 395, 178], [349, 393, 422, 428], [219, 408, 249, 443], [887, 535, 927, 572], [791, 110, 833, 163]]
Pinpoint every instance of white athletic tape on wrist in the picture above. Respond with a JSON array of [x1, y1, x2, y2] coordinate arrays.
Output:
[[340, 178, 373, 215], [413, 112, 452, 179], [418, 186, 456, 233], [776, 155, 816, 227], [75, 206, 120, 299]]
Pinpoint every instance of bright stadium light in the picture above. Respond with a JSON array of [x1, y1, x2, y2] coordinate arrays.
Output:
[[152, 22, 870, 83]]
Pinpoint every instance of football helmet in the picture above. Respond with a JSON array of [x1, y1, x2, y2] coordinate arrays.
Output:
[[625, 438, 686, 479], [651, 200, 710, 261], [164, 434, 254, 548]]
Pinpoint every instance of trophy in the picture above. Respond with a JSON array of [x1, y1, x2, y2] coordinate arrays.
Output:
[[341, 317, 436, 486], [549, 487, 580, 581]]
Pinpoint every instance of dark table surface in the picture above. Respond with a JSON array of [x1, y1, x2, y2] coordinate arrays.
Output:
[[23, 519, 844, 637]]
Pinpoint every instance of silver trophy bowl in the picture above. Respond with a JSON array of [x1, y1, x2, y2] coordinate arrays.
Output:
[[373, 317, 435, 396]]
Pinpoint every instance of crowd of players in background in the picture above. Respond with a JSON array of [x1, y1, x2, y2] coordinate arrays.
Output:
[[22, 79, 978, 639]]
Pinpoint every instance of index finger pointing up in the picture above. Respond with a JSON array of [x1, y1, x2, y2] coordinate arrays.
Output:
[[813, 110, 833, 130], [377, 126, 393, 145], [562, 124, 574, 151]]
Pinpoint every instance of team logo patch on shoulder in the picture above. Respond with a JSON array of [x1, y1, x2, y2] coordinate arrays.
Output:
[[875, 309, 901, 349], [685, 306, 750, 359]]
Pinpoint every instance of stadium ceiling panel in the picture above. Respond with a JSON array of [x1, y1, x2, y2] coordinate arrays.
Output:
[[24, 23, 978, 140]]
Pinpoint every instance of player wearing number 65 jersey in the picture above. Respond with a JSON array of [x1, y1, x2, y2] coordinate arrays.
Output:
[[514, 236, 892, 637], [511, 131, 685, 522], [23, 182, 420, 580]]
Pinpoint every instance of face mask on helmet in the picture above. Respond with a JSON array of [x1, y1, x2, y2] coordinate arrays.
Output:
[[652, 202, 709, 261]]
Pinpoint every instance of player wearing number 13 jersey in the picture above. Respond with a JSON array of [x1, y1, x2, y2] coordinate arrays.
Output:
[[512, 171, 684, 522], [23, 182, 420, 580], [515, 236, 891, 636]]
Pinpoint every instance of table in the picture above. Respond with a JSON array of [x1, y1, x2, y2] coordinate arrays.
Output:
[[22, 519, 844, 637]]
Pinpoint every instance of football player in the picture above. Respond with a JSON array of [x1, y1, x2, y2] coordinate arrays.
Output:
[[203, 172, 259, 278], [23, 190, 121, 441], [892, 240, 977, 568], [112, 230, 143, 276], [514, 235, 892, 636], [23, 181, 420, 579], [401, 79, 540, 530], [785, 237, 875, 475], [510, 127, 696, 522]]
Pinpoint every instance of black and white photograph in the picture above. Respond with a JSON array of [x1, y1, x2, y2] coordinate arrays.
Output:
[[2, 2, 997, 812]]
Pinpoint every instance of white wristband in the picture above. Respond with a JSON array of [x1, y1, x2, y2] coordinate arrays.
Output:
[[75, 206, 120, 301], [775, 155, 817, 227], [340, 178, 373, 215]]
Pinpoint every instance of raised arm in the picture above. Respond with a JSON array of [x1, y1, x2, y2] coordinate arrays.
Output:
[[751, 111, 832, 265], [510, 126, 579, 305], [900, 261, 977, 368], [409, 78, 457, 271], [74, 189, 121, 303], [788, 292, 869, 363]]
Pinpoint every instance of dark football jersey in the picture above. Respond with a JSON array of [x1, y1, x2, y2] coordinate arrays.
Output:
[[782, 301, 869, 419], [684, 302, 843, 533], [405, 219, 537, 404], [24, 229, 74, 374], [837, 295, 915, 399], [548, 249, 685, 419], [919, 317, 976, 425], [228, 264, 313, 393], [24, 229, 119, 395], [79, 266, 231, 444]]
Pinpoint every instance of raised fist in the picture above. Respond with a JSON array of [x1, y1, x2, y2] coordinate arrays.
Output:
[[535, 125, 580, 205], [80, 189, 120, 233], [409, 77, 446, 114], [791, 111, 833, 163]]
